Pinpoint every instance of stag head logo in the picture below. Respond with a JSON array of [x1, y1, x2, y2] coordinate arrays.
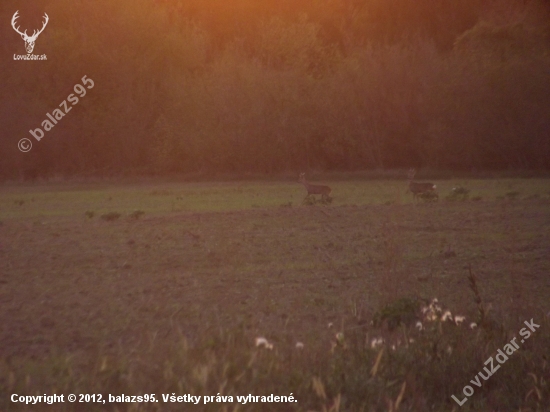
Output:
[[11, 11, 49, 54]]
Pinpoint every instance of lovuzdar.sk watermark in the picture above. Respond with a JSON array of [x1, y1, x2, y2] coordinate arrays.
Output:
[[11, 10, 48, 60], [451, 318, 541, 406]]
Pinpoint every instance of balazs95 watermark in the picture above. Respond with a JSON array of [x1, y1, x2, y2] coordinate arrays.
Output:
[[18, 76, 94, 153]]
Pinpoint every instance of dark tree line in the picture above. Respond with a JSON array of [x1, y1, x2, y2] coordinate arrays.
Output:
[[1, 0, 549, 180]]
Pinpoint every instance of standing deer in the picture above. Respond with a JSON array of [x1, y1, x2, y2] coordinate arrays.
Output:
[[299, 173, 332, 203], [407, 169, 438, 201], [11, 11, 49, 54]]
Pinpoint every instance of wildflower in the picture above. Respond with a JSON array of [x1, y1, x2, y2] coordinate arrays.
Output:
[[295, 342, 304, 349], [370, 337, 384, 349], [441, 311, 453, 322], [328, 322, 334, 329], [469, 322, 477, 329], [335, 332, 344, 344], [454, 315, 466, 325], [422, 298, 444, 322], [426, 312, 438, 322], [415, 321, 423, 331], [425, 298, 442, 314], [255, 337, 273, 350]]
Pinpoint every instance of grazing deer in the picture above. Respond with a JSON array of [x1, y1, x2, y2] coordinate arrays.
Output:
[[407, 169, 438, 201], [299, 173, 332, 202]]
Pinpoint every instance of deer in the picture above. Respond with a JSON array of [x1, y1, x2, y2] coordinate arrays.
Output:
[[407, 169, 438, 201], [11, 11, 49, 54], [299, 173, 332, 203]]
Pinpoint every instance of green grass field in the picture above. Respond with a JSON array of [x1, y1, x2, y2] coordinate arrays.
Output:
[[1, 177, 548, 218], [1, 177, 549, 411]]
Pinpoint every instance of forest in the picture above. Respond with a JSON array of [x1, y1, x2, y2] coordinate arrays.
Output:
[[1, 0, 549, 179]]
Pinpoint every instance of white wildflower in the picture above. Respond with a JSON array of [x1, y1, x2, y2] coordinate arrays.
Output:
[[441, 311, 453, 322], [426, 313, 438, 322], [370, 337, 384, 349], [454, 315, 466, 325], [429, 298, 442, 313], [255, 337, 273, 350]]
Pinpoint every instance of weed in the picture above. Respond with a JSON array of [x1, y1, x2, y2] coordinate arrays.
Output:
[[129, 210, 145, 220], [84, 210, 95, 219], [372, 296, 424, 330], [446, 186, 470, 201], [419, 191, 439, 202], [467, 265, 486, 326], [100, 212, 121, 222], [302, 195, 333, 206]]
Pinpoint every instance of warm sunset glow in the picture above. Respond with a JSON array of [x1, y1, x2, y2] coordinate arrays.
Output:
[[3, 0, 549, 174], [2, 1, 549, 409]]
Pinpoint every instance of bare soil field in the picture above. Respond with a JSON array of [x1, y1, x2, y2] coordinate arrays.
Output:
[[1, 178, 549, 411]]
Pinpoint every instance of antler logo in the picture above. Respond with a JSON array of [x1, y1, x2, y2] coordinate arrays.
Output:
[[11, 11, 49, 54]]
